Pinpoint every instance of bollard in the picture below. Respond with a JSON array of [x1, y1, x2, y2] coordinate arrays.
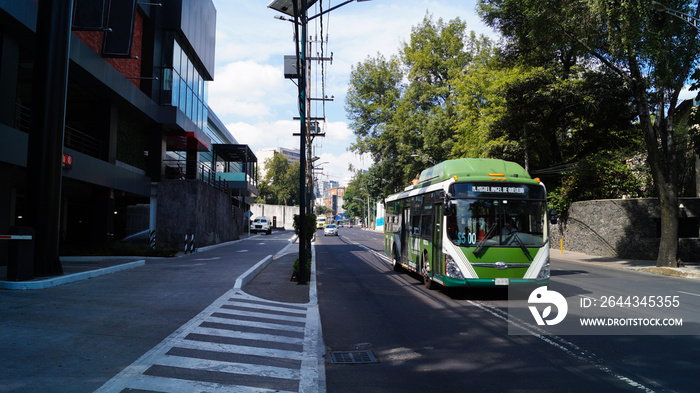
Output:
[[184, 233, 195, 254], [149, 230, 156, 249], [5, 226, 35, 281]]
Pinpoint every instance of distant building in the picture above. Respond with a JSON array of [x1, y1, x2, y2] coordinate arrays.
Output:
[[256, 147, 301, 178], [317, 186, 345, 218]]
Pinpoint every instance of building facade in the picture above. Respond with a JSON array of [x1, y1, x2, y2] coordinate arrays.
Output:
[[256, 147, 301, 179], [0, 0, 256, 270]]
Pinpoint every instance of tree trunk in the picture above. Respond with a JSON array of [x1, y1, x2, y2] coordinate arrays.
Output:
[[657, 188, 679, 266], [628, 64, 680, 267]]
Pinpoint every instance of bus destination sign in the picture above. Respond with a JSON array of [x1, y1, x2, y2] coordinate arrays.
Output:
[[471, 185, 526, 195], [451, 182, 545, 200]]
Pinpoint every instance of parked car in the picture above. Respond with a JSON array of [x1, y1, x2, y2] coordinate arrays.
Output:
[[324, 224, 338, 236], [251, 216, 272, 235]]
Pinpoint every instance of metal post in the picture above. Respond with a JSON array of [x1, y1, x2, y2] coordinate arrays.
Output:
[[292, 0, 308, 285], [149, 182, 157, 249], [26, 0, 74, 276]]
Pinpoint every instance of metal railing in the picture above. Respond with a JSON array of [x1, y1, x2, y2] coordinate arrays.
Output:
[[163, 158, 232, 193], [14, 103, 103, 159], [14, 103, 31, 133], [65, 126, 102, 158]]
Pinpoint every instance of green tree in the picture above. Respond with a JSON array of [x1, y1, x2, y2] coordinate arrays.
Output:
[[478, 0, 700, 266], [342, 170, 368, 220], [346, 15, 487, 186], [262, 154, 300, 206], [314, 204, 330, 216]]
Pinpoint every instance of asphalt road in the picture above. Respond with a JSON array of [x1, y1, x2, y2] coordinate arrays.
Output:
[[316, 227, 700, 393]]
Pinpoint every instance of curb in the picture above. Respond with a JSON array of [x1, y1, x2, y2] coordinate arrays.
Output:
[[629, 266, 700, 279], [0, 260, 145, 290], [234, 234, 298, 291]]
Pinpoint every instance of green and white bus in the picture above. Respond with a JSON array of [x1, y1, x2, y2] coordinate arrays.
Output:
[[383, 158, 552, 289]]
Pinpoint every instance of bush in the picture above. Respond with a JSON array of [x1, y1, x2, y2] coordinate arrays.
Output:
[[293, 213, 316, 245], [549, 152, 651, 217], [291, 255, 312, 282]]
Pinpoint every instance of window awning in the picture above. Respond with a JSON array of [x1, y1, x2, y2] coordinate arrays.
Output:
[[213, 144, 257, 163], [166, 131, 211, 152]]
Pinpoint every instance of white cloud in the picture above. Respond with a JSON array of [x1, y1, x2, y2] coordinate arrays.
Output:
[[225, 120, 299, 153], [210, 0, 494, 184], [316, 151, 371, 187], [208, 61, 291, 119]]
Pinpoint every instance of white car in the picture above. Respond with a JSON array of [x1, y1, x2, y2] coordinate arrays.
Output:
[[324, 224, 338, 236], [251, 216, 272, 235]]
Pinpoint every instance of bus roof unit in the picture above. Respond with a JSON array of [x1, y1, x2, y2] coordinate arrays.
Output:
[[414, 158, 534, 188]]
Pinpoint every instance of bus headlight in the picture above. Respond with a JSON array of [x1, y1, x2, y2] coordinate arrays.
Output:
[[445, 254, 464, 280], [536, 257, 550, 279]]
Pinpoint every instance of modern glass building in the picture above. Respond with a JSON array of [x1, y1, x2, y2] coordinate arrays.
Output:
[[0, 0, 257, 269]]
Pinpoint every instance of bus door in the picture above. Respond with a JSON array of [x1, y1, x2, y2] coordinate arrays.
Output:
[[432, 202, 442, 279], [401, 207, 410, 263]]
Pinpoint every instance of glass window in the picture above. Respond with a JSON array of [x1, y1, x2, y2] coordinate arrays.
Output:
[[170, 71, 179, 107], [186, 87, 193, 119], [162, 68, 172, 91], [188, 58, 195, 89], [193, 73, 199, 104], [179, 77, 187, 113], [446, 198, 547, 248], [173, 41, 181, 73]]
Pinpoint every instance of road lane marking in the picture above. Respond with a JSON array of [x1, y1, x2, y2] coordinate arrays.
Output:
[[94, 239, 322, 393]]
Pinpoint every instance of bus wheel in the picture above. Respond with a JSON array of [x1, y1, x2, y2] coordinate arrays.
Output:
[[422, 254, 436, 290], [392, 248, 402, 272]]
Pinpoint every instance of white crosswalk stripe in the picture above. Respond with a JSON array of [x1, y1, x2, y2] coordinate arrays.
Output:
[[94, 289, 312, 393]]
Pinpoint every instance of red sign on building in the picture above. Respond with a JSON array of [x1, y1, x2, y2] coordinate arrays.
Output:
[[62, 153, 73, 169]]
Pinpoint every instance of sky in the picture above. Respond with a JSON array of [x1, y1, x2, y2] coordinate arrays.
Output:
[[208, 0, 498, 186]]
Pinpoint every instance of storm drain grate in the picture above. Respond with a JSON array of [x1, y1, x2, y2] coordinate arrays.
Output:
[[329, 350, 377, 364]]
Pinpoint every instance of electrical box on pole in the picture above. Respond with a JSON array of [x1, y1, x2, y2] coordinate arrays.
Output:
[[284, 55, 299, 79]]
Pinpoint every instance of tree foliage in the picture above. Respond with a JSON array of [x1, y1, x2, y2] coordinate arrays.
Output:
[[344, 6, 700, 266], [478, 0, 700, 266], [255, 154, 300, 206]]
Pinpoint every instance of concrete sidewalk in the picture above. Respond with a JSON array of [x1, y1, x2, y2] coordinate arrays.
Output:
[[551, 248, 700, 280], [0, 257, 146, 290], [0, 234, 255, 290]]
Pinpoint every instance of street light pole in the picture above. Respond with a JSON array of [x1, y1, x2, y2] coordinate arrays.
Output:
[[653, 1, 700, 31], [410, 153, 437, 165], [293, 0, 309, 285], [269, 0, 371, 284]]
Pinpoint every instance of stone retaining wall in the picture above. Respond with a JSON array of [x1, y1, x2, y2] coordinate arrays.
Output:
[[157, 180, 244, 250], [551, 198, 700, 262]]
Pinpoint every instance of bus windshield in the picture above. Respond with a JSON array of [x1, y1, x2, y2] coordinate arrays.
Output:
[[446, 198, 547, 249]]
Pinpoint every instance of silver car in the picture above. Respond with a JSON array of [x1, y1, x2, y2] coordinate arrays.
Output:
[[323, 224, 338, 236]]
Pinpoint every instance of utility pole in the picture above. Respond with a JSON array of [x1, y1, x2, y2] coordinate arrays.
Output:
[[269, 0, 369, 285]]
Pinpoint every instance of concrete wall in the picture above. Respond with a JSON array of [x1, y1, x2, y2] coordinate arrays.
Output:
[[250, 204, 299, 230], [156, 180, 244, 250], [551, 198, 700, 262]]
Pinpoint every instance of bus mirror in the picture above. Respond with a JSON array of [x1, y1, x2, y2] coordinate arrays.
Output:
[[549, 209, 559, 225], [443, 198, 453, 216]]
